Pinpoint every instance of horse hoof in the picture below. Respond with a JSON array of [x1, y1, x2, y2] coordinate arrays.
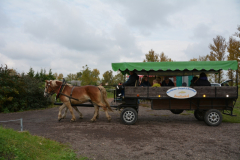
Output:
[[58, 118, 62, 122], [91, 119, 96, 122], [79, 117, 83, 119], [70, 119, 76, 122]]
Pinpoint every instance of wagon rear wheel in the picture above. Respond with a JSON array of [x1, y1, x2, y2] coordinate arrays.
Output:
[[120, 108, 138, 125], [194, 109, 205, 121], [170, 109, 184, 114], [204, 109, 222, 126]]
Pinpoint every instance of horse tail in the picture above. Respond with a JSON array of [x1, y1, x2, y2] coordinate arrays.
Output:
[[97, 86, 113, 112]]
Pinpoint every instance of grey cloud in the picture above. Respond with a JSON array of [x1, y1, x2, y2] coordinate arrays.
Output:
[[107, 0, 195, 30], [190, 24, 216, 40], [184, 41, 210, 60]]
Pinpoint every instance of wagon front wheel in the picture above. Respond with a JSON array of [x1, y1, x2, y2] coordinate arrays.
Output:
[[120, 108, 138, 125], [204, 109, 222, 126]]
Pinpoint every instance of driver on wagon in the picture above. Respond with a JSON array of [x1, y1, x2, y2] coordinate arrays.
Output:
[[123, 71, 139, 87]]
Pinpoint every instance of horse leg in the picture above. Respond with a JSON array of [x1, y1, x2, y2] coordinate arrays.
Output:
[[58, 104, 67, 121], [91, 104, 99, 122], [96, 102, 111, 121], [62, 106, 68, 119], [102, 107, 111, 122], [72, 106, 83, 119], [65, 102, 76, 122]]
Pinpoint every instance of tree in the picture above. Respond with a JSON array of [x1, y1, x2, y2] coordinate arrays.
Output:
[[54, 73, 58, 79], [27, 67, 35, 77], [189, 58, 198, 61], [102, 70, 114, 85], [143, 49, 159, 62], [76, 72, 82, 79], [159, 52, 173, 62], [91, 69, 100, 85], [113, 71, 125, 85], [79, 65, 100, 86], [57, 73, 64, 80], [48, 69, 55, 80], [143, 49, 173, 62], [209, 35, 227, 83], [35, 72, 40, 79], [227, 36, 240, 85], [66, 73, 77, 81]]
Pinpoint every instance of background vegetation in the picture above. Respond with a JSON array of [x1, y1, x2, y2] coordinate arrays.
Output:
[[0, 65, 52, 113]]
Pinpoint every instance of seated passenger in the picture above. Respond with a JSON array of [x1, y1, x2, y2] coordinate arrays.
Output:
[[122, 71, 139, 87], [156, 77, 162, 86], [195, 72, 211, 86], [161, 77, 175, 86], [140, 76, 151, 87], [152, 79, 161, 87], [190, 76, 198, 87]]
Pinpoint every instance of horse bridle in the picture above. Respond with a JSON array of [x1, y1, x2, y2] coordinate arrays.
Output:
[[44, 82, 58, 97]]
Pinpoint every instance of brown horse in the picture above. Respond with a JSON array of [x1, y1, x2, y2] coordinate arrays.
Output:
[[44, 80, 112, 122]]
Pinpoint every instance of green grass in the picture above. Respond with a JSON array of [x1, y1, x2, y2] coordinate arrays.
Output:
[[107, 91, 114, 98], [222, 105, 240, 123], [0, 127, 88, 160]]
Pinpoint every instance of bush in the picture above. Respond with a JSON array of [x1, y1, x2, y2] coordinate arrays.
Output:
[[0, 65, 51, 113]]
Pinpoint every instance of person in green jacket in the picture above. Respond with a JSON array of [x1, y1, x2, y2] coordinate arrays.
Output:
[[152, 79, 161, 87]]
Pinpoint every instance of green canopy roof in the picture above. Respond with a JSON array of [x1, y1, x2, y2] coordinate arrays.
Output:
[[112, 61, 238, 76]]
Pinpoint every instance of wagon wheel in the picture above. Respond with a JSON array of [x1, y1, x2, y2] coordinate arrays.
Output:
[[120, 108, 138, 125], [204, 109, 222, 126], [194, 109, 205, 121], [170, 109, 184, 114]]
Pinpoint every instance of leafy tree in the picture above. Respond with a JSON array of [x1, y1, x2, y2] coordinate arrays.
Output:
[[66, 73, 77, 81], [189, 58, 198, 61], [76, 72, 82, 79], [102, 70, 114, 85], [143, 50, 173, 62], [159, 52, 173, 62], [79, 65, 100, 86], [27, 67, 35, 77], [48, 69, 55, 80], [35, 72, 40, 79], [91, 69, 100, 85], [113, 71, 125, 85], [57, 73, 64, 80], [54, 73, 58, 79], [227, 36, 240, 85], [143, 49, 159, 62], [208, 35, 227, 83]]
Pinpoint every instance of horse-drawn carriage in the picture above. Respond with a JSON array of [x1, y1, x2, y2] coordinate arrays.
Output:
[[45, 60, 238, 126], [111, 60, 238, 126]]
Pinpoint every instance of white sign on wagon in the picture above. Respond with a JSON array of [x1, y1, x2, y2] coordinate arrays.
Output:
[[166, 87, 197, 99]]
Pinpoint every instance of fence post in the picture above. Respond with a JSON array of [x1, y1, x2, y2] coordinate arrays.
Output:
[[20, 118, 23, 131]]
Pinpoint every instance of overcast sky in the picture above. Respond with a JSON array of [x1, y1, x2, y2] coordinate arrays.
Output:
[[0, 0, 239, 78]]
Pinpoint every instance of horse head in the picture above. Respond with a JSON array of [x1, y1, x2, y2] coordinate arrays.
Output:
[[44, 80, 61, 97]]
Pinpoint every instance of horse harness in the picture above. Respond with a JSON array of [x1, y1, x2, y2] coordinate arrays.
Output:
[[56, 80, 81, 103]]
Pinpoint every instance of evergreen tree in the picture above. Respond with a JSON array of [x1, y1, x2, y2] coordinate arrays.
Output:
[[27, 67, 35, 77]]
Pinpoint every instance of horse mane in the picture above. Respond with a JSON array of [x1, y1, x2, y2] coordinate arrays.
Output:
[[51, 80, 72, 87]]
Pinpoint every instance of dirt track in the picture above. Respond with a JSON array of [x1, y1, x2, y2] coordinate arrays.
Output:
[[1, 100, 240, 160]]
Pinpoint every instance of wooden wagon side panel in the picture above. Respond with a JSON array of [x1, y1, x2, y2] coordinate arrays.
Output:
[[216, 86, 237, 97], [125, 87, 148, 97], [192, 86, 215, 97], [152, 99, 234, 110]]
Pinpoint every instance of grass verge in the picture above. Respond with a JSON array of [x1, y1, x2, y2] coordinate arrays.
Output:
[[0, 126, 87, 160]]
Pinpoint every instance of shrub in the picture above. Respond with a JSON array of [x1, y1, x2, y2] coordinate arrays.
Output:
[[0, 65, 51, 113]]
